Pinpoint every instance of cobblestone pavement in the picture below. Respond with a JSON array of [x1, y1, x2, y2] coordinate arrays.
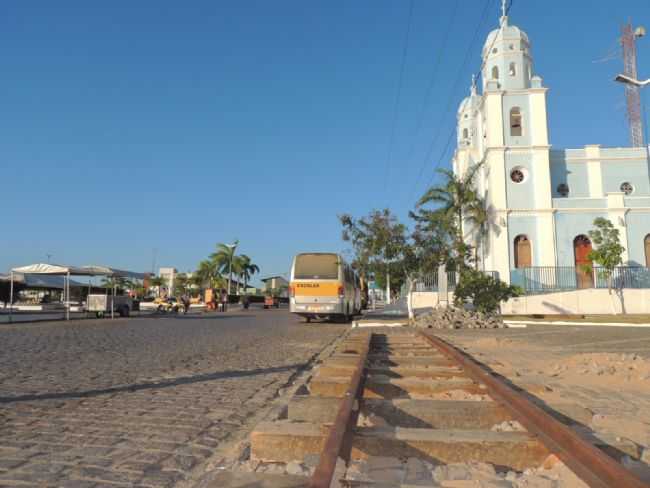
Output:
[[0, 307, 346, 487]]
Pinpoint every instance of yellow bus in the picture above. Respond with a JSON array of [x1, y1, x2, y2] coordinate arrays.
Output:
[[289, 253, 360, 323]]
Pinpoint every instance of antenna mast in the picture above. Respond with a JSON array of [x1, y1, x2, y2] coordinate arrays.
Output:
[[621, 22, 644, 146]]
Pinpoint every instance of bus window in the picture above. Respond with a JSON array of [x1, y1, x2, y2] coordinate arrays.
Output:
[[294, 253, 339, 280]]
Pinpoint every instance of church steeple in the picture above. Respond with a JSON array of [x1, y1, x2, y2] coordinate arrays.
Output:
[[481, 7, 534, 91]]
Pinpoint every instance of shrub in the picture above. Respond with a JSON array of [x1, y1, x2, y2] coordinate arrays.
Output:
[[454, 269, 522, 313]]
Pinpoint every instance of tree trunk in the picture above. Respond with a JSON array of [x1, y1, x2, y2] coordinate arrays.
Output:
[[457, 208, 465, 271]]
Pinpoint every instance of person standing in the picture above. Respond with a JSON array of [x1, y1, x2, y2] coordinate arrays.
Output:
[[220, 289, 228, 312]]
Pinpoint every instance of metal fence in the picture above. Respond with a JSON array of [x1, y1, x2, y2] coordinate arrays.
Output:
[[406, 270, 499, 293], [510, 266, 650, 294]]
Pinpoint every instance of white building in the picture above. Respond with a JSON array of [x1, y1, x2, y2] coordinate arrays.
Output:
[[453, 6, 650, 290], [158, 267, 177, 295]]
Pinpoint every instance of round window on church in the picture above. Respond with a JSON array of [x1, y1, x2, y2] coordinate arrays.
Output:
[[510, 167, 527, 184], [557, 183, 569, 197], [621, 182, 634, 195]]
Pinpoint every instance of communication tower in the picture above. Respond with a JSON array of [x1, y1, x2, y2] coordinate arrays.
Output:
[[621, 22, 646, 146]]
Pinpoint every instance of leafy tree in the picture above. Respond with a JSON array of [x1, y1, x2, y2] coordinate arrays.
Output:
[[454, 268, 522, 313], [409, 206, 457, 275], [416, 165, 482, 272], [339, 209, 412, 294], [586, 217, 625, 295]]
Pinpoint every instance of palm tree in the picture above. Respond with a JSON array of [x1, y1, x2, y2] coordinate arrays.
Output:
[[100, 276, 134, 293], [417, 164, 482, 271], [237, 255, 260, 293], [464, 196, 489, 269], [210, 241, 239, 294], [195, 260, 220, 290]]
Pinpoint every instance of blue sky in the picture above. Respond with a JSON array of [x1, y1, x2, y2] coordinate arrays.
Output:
[[2, 0, 649, 283]]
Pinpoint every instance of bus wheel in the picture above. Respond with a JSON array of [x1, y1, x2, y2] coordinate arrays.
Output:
[[304, 316, 311, 323]]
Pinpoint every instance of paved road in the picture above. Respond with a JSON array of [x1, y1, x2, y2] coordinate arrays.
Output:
[[0, 307, 346, 487]]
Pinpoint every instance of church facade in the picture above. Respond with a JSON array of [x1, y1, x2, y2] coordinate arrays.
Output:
[[452, 11, 650, 289]]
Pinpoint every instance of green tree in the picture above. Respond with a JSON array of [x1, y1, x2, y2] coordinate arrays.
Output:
[[416, 164, 482, 272], [210, 241, 239, 294], [339, 209, 412, 296], [454, 268, 522, 313], [236, 255, 259, 293], [195, 260, 222, 290], [409, 206, 457, 275], [586, 217, 625, 295], [174, 273, 189, 296], [100, 276, 132, 294], [464, 196, 490, 269]]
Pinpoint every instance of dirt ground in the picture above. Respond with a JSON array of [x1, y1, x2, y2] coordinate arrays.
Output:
[[437, 324, 650, 485]]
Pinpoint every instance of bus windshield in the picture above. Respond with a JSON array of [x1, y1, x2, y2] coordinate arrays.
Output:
[[294, 254, 339, 280]]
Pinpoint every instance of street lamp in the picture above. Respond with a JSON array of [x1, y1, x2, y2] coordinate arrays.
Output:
[[614, 73, 650, 88], [225, 241, 238, 295]]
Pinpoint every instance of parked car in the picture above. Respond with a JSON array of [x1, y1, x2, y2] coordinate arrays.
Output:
[[154, 297, 180, 313]]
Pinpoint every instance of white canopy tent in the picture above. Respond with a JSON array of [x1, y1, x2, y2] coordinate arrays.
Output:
[[8, 264, 146, 322]]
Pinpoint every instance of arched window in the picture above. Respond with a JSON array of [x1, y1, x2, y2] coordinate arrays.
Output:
[[492, 66, 499, 80], [574, 235, 594, 289], [509, 62, 516, 76], [514, 235, 532, 268], [462, 128, 469, 139], [510, 107, 522, 136], [645, 234, 650, 268]]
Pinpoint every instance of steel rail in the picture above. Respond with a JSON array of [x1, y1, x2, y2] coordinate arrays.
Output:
[[308, 333, 371, 488], [419, 331, 649, 488]]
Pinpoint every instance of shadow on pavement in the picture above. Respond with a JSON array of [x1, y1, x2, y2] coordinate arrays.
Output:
[[0, 363, 306, 404]]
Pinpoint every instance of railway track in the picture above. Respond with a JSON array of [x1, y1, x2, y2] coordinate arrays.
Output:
[[243, 328, 649, 487]]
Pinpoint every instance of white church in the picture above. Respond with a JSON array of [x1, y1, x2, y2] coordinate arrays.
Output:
[[453, 6, 650, 292]]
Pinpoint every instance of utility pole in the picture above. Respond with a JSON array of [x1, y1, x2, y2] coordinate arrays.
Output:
[[226, 241, 238, 296], [621, 22, 646, 146]]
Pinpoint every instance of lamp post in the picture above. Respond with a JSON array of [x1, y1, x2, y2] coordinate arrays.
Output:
[[225, 241, 238, 296], [615, 74, 650, 88]]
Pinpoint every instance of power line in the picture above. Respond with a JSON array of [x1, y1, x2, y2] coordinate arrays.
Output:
[[397, 0, 460, 203], [382, 0, 416, 199], [408, 0, 494, 205], [418, 0, 514, 200]]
